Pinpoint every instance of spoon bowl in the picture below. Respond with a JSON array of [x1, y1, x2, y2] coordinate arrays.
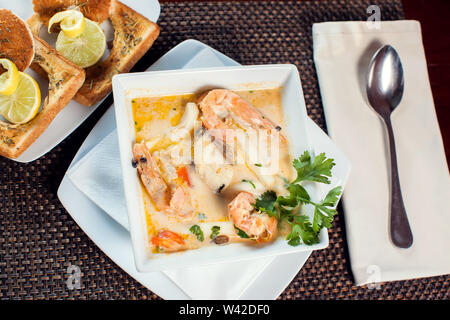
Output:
[[367, 45, 405, 117]]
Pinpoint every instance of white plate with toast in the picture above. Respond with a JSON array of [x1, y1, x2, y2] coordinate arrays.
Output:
[[1, 0, 161, 162], [58, 39, 351, 299]]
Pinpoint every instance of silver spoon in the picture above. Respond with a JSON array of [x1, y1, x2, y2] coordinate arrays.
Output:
[[366, 45, 413, 248]]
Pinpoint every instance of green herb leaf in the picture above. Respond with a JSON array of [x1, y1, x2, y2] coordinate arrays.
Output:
[[312, 186, 342, 233], [291, 215, 319, 245], [286, 224, 301, 246], [276, 184, 311, 211], [278, 205, 293, 221], [197, 212, 207, 220], [286, 218, 318, 246], [252, 151, 342, 247], [293, 151, 335, 184], [254, 163, 262, 167], [234, 226, 250, 239], [242, 179, 256, 189], [254, 190, 277, 217], [322, 186, 342, 207], [210, 226, 220, 240], [189, 225, 204, 242]]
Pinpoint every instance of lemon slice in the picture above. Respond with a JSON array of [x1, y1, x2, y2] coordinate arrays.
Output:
[[55, 18, 106, 68], [0, 72, 41, 124], [48, 10, 85, 38], [0, 59, 20, 96]]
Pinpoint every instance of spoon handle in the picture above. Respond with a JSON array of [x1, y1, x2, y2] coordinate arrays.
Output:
[[384, 116, 413, 248]]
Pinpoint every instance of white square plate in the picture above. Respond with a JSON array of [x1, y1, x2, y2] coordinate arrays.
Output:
[[1, 0, 160, 162], [113, 65, 330, 272], [58, 39, 350, 299]]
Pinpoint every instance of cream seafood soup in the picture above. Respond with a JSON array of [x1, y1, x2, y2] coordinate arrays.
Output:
[[131, 88, 295, 253]]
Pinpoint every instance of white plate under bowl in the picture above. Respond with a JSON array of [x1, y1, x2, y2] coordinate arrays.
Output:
[[58, 39, 351, 299], [113, 65, 330, 272], [1, 0, 161, 162]]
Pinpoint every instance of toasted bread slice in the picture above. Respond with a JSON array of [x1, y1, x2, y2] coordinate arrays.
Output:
[[0, 9, 35, 71], [75, 0, 160, 106], [28, 0, 160, 106], [32, 0, 111, 25], [0, 35, 85, 159]]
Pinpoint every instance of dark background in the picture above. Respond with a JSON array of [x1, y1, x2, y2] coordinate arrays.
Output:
[[402, 0, 449, 164]]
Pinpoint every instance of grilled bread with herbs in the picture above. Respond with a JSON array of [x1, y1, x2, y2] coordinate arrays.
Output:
[[0, 35, 85, 158], [27, 0, 160, 106]]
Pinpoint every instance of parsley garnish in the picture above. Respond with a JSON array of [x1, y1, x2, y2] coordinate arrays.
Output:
[[197, 212, 207, 221], [234, 226, 250, 239], [293, 151, 335, 184], [254, 191, 277, 217], [253, 151, 342, 247], [242, 179, 256, 189], [189, 225, 204, 242], [254, 163, 262, 167], [210, 226, 220, 240]]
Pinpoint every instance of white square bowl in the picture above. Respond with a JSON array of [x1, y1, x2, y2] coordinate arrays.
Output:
[[112, 65, 329, 272]]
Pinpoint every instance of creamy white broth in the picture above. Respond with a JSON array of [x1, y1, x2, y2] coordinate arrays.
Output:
[[132, 88, 295, 253]]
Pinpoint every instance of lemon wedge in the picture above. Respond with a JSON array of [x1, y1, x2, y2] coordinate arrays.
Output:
[[48, 10, 85, 38], [0, 72, 41, 124], [55, 18, 106, 68], [0, 59, 20, 96]]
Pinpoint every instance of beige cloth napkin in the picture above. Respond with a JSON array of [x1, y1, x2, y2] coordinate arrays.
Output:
[[313, 21, 450, 285]]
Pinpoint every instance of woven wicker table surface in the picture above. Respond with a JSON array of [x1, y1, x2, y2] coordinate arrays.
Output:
[[1, 0, 449, 300]]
